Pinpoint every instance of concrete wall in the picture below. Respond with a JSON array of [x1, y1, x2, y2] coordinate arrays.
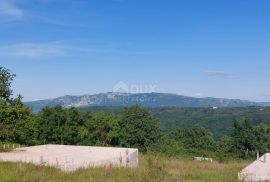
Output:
[[0, 144, 139, 171], [238, 153, 270, 182]]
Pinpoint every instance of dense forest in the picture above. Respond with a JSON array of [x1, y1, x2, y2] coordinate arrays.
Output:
[[80, 106, 270, 138], [1, 66, 270, 160]]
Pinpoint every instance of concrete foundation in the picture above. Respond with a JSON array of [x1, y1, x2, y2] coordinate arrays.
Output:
[[0, 144, 139, 171], [238, 153, 270, 182]]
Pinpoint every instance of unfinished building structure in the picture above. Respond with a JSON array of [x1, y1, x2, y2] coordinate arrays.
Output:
[[238, 153, 270, 182], [0, 144, 139, 171]]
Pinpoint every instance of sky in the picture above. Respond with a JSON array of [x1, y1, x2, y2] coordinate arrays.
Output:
[[1, 0, 270, 102]]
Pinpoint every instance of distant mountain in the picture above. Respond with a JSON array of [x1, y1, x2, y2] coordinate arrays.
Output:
[[25, 92, 261, 112], [258, 102, 270, 107]]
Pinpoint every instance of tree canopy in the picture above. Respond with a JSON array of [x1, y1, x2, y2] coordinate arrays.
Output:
[[0, 67, 31, 142], [120, 105, 162, 152]]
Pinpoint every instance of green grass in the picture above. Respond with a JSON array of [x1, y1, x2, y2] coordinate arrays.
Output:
[[0, 155, 248, 182]]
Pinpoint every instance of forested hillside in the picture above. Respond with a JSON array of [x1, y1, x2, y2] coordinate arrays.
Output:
[[79, 106, 270, 138]]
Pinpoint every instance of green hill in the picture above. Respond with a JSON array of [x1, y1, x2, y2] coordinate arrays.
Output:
[[79, 106, 270, 138]]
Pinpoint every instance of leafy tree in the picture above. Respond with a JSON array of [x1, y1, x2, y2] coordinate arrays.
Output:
[[217, 136, 234, 154], [84, 113, 120, 146], [253, 124, 270, 154], [34, 106, 82, 145], [217, 120, 270, 159], [216, 135, 235, 161], [120, 105, 162, 152], [16, 115, 40, 145], [0, 67, 31, 142], [63, 107, 83, 144], [170, 126, 216, 152], [0, 67, 15, 105], [34, 106, 64, 144], [231, 119, 257, 158]]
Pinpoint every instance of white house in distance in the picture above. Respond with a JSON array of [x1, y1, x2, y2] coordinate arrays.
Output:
[[0, 144, 139, 171], [238, 153, 270, 182]]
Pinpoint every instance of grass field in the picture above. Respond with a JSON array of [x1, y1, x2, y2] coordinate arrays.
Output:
[[0, 155, 248, 182]]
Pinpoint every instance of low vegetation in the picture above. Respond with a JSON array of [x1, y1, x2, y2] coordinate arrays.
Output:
[[0, 154, 248, 182]]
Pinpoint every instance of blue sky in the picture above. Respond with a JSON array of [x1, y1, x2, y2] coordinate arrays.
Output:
[[1, 0, 270, 102]]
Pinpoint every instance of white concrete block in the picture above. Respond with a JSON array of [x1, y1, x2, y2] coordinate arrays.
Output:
[[0, 144, 139, 171], [239, 153, 270, 182]]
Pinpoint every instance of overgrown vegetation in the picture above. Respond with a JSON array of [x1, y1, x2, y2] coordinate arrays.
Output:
[[0, 154, 248, 182]]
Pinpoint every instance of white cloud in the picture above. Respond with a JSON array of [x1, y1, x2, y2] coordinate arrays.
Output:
[[0, 42, 99, 58], [0, 41, 150, 59], [0, 1, 24, 20], [204, 71, 238, 78], [10, 43, 67, 57], [0, 0, 72, 25]]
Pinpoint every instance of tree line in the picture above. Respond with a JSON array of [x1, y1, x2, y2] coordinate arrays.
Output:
[[1, 67, 270, 160], [80, 106, 270, 139]]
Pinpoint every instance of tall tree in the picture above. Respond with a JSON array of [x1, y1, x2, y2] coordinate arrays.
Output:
[[170, 126, 216, 151], [253, 124, 270, 154], [232, 119, 257, 158], [0, 67, 31, 142], [64, 107, 83, 144], [84, 113, 120, 146], [0, 67, 15, 105], [34, 106, 83, 145], [120, 105, 161, 152]]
